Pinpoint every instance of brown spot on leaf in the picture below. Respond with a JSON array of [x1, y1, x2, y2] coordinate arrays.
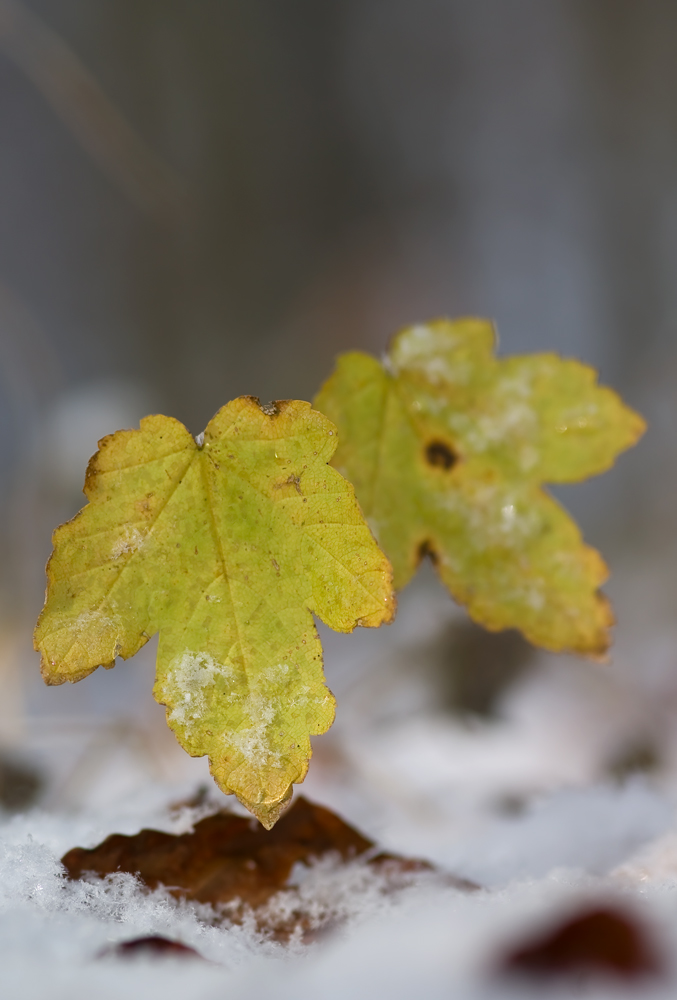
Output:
[[135, 493, 155, 516], [284, 474, 302, 494], [500, 906, 662, 981], [274, 473, 304, 496], [425, 439, 457, 470], [83, 455, 99, 495]]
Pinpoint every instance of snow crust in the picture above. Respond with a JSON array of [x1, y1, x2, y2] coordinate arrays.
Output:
[[2, 785, 677, 1000], [6, 560, 677, 997]]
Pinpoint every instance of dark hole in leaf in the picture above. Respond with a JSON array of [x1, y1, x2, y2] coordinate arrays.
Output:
[[500, 906, 662, 981], [417, 539, 439, 566], [425, 439, 457, 470]]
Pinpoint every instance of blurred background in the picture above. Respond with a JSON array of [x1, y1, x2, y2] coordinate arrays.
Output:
[[0, 0, 676, 846]]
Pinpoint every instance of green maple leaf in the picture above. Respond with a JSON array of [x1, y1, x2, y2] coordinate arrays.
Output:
[[314, 318, 646, 656], [34, 397, 394, 827]]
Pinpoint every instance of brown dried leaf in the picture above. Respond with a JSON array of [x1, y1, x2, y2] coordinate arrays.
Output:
[[62, 795, 459, 942]]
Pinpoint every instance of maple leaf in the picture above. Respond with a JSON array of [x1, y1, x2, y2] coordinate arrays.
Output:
[[34, 397, 394, 827], [314, 318, 646, 656]]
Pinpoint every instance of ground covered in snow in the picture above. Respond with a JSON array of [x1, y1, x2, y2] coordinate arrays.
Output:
[[4, 560, 677, 998], [3, 779, 677, 999]]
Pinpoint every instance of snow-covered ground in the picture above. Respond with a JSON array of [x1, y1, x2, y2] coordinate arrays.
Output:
[[3, 558, 677, 999]]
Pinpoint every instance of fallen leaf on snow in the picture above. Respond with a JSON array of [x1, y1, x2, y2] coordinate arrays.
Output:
[[62, 796, 473, 939]]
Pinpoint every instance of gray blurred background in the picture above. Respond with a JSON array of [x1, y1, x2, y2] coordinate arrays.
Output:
[[0, 0, 676, 820]]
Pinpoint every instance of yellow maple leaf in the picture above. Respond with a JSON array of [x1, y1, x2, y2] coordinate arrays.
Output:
[[34, 397, 394, 827], [314, 318, 646, 656]]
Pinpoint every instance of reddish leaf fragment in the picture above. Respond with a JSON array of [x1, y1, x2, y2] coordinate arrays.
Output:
[[101, 936, 203, 960], [501, 905, 662, 981]]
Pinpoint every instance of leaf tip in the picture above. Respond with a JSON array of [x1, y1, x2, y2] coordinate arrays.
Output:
[[356, 593, 398, 630], [628, 406, 648, 447], [38, 650, 63, 686], [245, 785, 294, 830]]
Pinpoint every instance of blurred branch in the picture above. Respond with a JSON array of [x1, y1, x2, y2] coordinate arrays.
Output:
[[0, 0, 191, 226]]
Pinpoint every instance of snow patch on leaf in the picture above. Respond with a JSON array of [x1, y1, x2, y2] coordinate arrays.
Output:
[[390, 321, 479, 385], [168, 652, 232, 727], [231, 693, 281, 768], [110, 526, 145, 559]]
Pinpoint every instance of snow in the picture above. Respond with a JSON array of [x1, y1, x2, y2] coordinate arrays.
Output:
[[2, 789, 677, 1000], [229, 693, 279, 767], [5, 562, 677, 997], [110, 526, 145, 560], [165, 651, 228, 728]]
